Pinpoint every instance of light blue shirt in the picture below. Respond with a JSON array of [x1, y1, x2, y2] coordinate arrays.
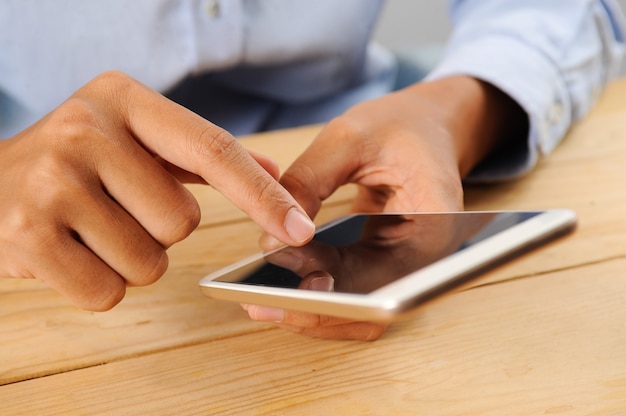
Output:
[[427, 0, 626, 180], [1, 0, 625, 180]]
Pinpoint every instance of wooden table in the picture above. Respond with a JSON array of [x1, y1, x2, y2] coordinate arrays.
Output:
[[1, 79, 626, 415]]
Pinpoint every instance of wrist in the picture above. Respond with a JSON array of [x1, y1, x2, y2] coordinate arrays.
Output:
[[404, 75, 528, 177]]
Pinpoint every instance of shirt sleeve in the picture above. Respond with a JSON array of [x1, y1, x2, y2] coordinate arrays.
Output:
[[426, 0, 626, 182]]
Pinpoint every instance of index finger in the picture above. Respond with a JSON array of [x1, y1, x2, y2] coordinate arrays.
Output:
[[103, 72, 315, 246]]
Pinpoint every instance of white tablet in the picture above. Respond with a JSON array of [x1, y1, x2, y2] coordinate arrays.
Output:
[[199, 210, 576, 322]]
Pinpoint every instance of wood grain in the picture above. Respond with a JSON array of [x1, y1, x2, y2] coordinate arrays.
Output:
[[2, 259, 625, 415], [1, 79, 625, 415]]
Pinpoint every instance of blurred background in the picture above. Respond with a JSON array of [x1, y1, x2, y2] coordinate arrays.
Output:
[[374, 1, 450, 50], [374, 0, 626, 50]]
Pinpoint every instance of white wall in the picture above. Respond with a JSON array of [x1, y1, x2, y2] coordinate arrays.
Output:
[[374, 0, 626, 50], [374, 1, 450, 49]]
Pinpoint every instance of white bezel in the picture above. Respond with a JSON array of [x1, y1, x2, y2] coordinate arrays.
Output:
[[199, 210, 576, 322]]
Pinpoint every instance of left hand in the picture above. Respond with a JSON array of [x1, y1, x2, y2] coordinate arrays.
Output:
[[245, 76, 527, 340]]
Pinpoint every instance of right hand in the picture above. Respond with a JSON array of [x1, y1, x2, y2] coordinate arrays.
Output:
[[0, 71, 315, 311]]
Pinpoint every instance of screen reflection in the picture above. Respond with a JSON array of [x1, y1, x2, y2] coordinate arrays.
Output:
[[218, 212, 538, 294]]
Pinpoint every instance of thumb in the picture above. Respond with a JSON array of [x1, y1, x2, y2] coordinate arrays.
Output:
[[279, 124, 362, 219]]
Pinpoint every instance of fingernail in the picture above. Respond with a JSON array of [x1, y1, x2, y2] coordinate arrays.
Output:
[[285, 208, 315, 244], [249, 305, 285, 323], [310, 275, 334, 292]]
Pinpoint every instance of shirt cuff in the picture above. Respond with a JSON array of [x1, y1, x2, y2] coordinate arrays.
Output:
[[424, 34, 571, 182]]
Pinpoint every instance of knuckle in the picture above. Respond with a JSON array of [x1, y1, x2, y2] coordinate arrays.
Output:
[[326, 114, 366, 142], [326, 115, 380, 157], [174, 207, 202, 243], [0, 216, 50, 280], [87, 70, 136, 99], [43, 99, 103, 150], [25, 156, 85, 213], [40, 71, 137, 153], [86, 285, 126, 312], [72, 70, 137, 125], [246, 174, 279, 209], [133, 249, 169, 286], [192, 126, 240, 166], [159, 192, 201, 247], [91, 69, 134, 85], [8, 156, 82, 233]]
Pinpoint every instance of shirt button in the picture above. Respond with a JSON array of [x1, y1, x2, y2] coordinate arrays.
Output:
[[592, 84, 602, 104], [549, 101, 563, 125], [540, 121, 551, 143], [205, 0, 221, 18]]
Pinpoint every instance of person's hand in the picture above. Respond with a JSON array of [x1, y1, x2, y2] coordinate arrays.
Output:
[[0, 71, 315, 311], [246, 75, 527, 340], [244, 214, 456, 341]]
